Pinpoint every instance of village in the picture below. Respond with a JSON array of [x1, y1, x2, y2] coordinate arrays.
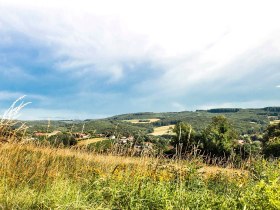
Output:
[[32, 130, 155, 153]]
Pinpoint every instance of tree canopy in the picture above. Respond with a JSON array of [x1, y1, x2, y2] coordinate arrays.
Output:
[[201, 116, 238, 157]]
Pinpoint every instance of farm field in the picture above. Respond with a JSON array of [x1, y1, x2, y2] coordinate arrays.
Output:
[[270, 120, 280, 124], [77, 137, 106, 146], [123, 118, 160, 124], [150, 125, 175, 136]]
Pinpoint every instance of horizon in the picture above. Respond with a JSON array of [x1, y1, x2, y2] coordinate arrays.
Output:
[[9, 103, 280, 121], [1, 0, 280, 120]]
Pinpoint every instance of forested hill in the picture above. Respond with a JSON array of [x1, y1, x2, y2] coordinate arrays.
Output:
[[25, 107, 280, 135], [107, 107, 280, 134]]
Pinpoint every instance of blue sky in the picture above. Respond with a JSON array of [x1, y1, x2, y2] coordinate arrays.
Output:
[[0, 0, 280, 120]]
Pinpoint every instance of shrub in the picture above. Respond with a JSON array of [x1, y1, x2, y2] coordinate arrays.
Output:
[[47, 133, 77, 147], [262, 122, 280, 157]]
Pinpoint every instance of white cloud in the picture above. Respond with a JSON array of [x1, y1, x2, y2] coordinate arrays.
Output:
[[1, 0, 280, 96], [276, 85, 280, 88]]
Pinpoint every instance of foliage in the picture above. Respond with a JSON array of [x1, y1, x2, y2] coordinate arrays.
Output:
[[207, 108, 240, 113], [263, 107, 280, 112], [171, 122, 198, 153], [201, 116, 238, 157], [47, 133, 77, 147], [87, 139, 114, 153], [24, 107, 276, 139], [263, 122, 280, 157]]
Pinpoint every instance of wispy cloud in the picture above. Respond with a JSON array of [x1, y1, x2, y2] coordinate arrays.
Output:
[[0, 91, 43, 100], [2, 0, 280, 84]]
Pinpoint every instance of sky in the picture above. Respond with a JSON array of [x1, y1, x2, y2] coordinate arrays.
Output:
[[0, 0, 280, 120]]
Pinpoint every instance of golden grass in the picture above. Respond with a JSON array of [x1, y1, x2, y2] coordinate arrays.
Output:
[[198, 165, 247, 177], [150, 125, 175, 136], [77, 137, 106, 146], [1, 142, 278, 209], [0, 142, 247, 178], [0, 96, 29, 143], [123, 118, 160, 124], [270, 120, 280, 124]]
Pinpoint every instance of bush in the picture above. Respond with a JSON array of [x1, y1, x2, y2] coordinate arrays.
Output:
[[262, 122, 280, 157], [47, 133, 77, 147]]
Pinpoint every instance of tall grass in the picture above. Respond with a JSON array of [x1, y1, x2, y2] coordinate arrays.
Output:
[[0, 96, 29, 143], [0, 142, 279, 209]]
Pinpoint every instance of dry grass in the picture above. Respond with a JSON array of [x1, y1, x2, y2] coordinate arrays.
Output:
[[77, 137, 107, 146], [270, 120, 280, 124], [1, 142, 279, 209], [150, 125, 175, 136], [0, 96, 29, 143], [0, 142, 247, 178]]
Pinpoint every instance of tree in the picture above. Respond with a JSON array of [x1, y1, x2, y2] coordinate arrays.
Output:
[[201, 116, 238, 157], [262, 122, 280, 157], [172, 122, 197, 153]]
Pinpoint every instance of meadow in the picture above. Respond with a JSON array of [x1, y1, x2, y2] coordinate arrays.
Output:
[[0, 142, 279, 209]]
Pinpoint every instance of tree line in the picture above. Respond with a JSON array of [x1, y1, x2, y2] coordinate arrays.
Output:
[[171, 115, 280, 159]]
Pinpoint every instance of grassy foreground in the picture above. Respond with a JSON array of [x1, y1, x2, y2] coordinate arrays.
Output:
[[0, 143, 279, 209]]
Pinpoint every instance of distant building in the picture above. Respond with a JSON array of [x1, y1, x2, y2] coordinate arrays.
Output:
[[33, 132, 47, 137]]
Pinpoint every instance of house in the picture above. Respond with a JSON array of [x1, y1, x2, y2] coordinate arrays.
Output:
[[33, 132, 47, 137], [33, 131, 62, 138]]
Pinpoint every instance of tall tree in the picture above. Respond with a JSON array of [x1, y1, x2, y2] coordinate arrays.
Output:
[[201, 116, 238, 157]]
